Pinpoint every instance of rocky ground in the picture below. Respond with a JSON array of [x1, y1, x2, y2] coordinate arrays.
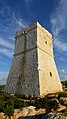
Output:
[[0, 105, 67, 119], [0, 83, 67, 119], [0, 94, 67, 119]]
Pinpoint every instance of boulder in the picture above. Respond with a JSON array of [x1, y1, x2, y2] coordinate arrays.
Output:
[[57, 105, 66, 112], [0, 112, 5, 119], [21, 106, 36, 116], [59, 97, 67, 106], [13, 106, 36, 118]]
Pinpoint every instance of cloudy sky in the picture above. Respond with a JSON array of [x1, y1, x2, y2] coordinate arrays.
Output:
[[0, 0, 67, 84]]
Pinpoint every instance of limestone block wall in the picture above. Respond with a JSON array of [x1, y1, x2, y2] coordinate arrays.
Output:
[[5, 21, 63, 97], [37, 22, 53, 56], [5, 49, 39, 96], [5, 23, 40, 96], [37, 23, 63, 96], [14, 27, 37, 55]]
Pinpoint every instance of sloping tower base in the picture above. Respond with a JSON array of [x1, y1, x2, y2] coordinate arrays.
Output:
[[5, 22, 63, 97]]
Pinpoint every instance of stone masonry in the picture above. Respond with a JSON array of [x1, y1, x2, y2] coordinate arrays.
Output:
[[5, 22, 63, 97]]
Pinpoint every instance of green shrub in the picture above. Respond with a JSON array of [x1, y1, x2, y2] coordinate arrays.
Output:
[[58, 92, 67, 99], [0, 85, 5, 91], [30, 97, 48, 109], [0, 90, 30, 118], [2, 93, 10, 100], [0, 96, 14, 119], [14, 97, 26, 109], [4, 105, 14, 119], [45, 99, 59, 112], [32, 99, 42, 109], [14, 94, 27, 99], [0, 100, 4, 112], [30, 97, 59, 113]]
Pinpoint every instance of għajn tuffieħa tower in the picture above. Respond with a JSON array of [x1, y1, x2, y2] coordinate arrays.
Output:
[[5, 22, 63, 97]]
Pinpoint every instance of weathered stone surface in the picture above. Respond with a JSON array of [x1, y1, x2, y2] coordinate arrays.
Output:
[[21, 106, 36, 116], [13, 106, 46, 118], [59, 97, 67, 106], [0, 112, 5, 119], [0, 107, 67, 119], [57, 105, 66, 112], [5, 21, 63, 97], [18, 112, 67, 119]]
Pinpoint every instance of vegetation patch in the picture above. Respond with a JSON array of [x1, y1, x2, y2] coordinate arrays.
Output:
[[0, 84, 67, 118], [58, 92, 67, 99]]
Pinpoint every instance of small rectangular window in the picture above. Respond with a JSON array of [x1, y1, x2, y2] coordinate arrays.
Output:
[[50, 72, 52, 77]]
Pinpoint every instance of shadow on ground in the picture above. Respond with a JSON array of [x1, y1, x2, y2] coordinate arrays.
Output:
[[18, 113, 51, 119]]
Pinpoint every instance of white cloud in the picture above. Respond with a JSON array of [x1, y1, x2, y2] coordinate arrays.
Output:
[[0, 71, 8, 75], [50, 0, 67, 52], [54, 39, 67, 52], [60, 69, 66, 74], [0, 48, 13, 58], [0, 38, 14, 49], [0, 71, 8, 84], [0, 71, 8, 78], [59, 69, 67, 80], [8, 36, 15, 41], [0, 2, 28, 58], [0, 61, 8, 65], [60, 57, 67, 63], [16, 18, 26, 30]]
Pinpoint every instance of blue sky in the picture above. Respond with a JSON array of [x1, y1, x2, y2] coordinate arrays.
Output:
[[0, 0, 67, 84]]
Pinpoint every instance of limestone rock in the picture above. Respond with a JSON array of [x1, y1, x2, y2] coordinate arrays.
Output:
[[46, 112, 67, 119], [0, 112, 5, 119], [13, 106, 36, 118], [59, 97, 67, 106], [18, 112, 67, 119], [57, 105, 66, 112], [21, 106, 36, 116]]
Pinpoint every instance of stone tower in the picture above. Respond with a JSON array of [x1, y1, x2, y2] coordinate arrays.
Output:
[[5, 22, 63, 97]]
